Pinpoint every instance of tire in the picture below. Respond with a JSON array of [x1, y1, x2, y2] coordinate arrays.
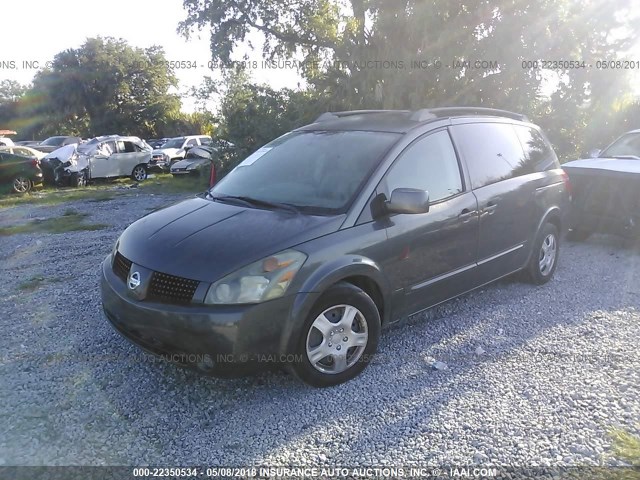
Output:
[[290, 282, 381, 387], [525, 222, 560, 285], [12, 176, 32, 194], [70, 172, 86, 188], [566, 228, 591, 242], [131, 164, 147, 182]]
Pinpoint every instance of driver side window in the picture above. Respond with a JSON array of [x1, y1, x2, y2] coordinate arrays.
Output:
[[380, 130, 463, 203]]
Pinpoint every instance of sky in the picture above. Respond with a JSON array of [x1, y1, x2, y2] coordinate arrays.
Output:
[[0, 0, 303, 112]]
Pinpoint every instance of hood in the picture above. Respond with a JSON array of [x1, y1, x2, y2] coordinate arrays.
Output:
[[563, 157, 640, 175], [153, 147, 182, 158], [117, 197, 344, 282], [42, 144, 88, 172], [44, 144, 77, 161]]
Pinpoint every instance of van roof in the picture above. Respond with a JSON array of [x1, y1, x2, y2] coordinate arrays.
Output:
[[298, 107, 530, 134]]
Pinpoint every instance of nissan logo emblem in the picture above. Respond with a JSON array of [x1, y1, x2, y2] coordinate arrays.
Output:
[[128, 271, 141, 290]]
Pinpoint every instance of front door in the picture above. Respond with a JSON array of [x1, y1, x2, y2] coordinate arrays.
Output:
[[374, 129, 480, 316], [89, 141, 118, 179]]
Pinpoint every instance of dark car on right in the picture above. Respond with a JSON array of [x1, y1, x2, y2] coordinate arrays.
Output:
[[564, 129, 640, 240], [0, 150, 43, 193]]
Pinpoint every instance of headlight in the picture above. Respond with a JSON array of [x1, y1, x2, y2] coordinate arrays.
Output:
[[186, 163, 198, 170], [162, 153, 170, 161], [204, 250, 307, 305]]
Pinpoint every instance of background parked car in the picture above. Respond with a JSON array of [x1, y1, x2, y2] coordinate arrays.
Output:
[[40, 144, 89, 187], [15, 140, 42, 147], [0, 145, 47, 160], [41, 136, 152, 187], [149, 135, 212, 172], [564, 129, 640, 240], [170, 145, 216, 177], [147, 138, 169, 149], [0, 130, 16, 147], [0, 150, 43, 194], [35, 136, 82, 153]]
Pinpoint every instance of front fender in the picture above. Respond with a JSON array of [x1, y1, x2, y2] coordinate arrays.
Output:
[[279, 255, 392, 355]]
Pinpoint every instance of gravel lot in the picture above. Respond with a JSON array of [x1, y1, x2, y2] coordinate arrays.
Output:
[[0, 189, 639, 467]]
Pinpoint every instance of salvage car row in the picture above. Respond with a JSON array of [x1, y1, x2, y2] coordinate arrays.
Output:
[[0, 134, 218, 193]]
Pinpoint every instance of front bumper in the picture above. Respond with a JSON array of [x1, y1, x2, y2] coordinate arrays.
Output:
[[32, 172, 44, 186], [170, 169, 196, 176], [148, 160, 168, 173], [100, 256, 300, 376]]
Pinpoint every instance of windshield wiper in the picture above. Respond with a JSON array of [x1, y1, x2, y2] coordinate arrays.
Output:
[[211, 195, 300, 213]]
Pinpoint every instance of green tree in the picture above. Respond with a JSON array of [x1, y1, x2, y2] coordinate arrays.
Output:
[[181, 0, 637, 160], [24, 37, 182, 138], [0, 80, 26, 105], [210, 68, 331, 173]]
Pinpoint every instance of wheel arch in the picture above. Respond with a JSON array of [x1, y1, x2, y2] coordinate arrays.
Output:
[[281, 256, 392, 355], [525, 206, 562, 265]]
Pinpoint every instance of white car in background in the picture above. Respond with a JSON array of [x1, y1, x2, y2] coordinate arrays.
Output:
[[0, 145, 47, 160], [150, 135, 212, 172], [41, 135, 152, 187], [0, 130, 16, 147]]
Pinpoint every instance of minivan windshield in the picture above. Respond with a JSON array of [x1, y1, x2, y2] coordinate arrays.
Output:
[[600, 132, 640, 159], [210, 130, 400, 214]]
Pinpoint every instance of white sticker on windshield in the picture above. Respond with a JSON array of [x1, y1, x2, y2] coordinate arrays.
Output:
[[237, 147, 272, 167]]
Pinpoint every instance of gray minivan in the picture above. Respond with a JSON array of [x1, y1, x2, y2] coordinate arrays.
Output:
[[101, 108, 570, 387]]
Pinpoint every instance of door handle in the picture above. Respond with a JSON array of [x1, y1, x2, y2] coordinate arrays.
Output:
[[482, 202, 498, 216], [458, 208, 477, 223]]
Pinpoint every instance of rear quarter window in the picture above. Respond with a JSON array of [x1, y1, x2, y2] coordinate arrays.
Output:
[[514, 125, 559, 173]]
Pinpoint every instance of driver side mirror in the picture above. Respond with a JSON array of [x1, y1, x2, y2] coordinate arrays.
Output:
[[385, 188, 430, 215]]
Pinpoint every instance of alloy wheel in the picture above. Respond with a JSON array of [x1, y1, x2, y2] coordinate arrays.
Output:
[[13, 177, 30, 193], [538, 233, 557, 276], [133, 166, 147, 181]]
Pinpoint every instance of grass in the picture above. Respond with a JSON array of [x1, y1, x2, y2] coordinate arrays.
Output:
[[17, 275, 63, 292], [18, 276, 47, 292], [140, 173, 207, 194], [612, 428, 640, 466], [0, 173, 203, 210], [0, 212, 108, 236], [0, 187, 116, 209]]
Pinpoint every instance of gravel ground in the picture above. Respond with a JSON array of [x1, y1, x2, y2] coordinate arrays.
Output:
[[0, 189, 639, 467]]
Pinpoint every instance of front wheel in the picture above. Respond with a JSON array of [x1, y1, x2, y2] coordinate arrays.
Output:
[[12, 176, 32, 194], [290, 282, 381, 387], [131, 164, 147, 182], [70, 172, 86, 188], [525, 222, 559, 285]]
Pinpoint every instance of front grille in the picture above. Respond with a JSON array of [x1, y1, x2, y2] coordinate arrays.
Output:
[[148, 271, 199, 304], [113, 251, 132, 283]]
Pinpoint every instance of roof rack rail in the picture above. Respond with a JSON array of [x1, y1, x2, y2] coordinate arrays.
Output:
[[410, 107, 529, 122], [314, 110, 410, 123]]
